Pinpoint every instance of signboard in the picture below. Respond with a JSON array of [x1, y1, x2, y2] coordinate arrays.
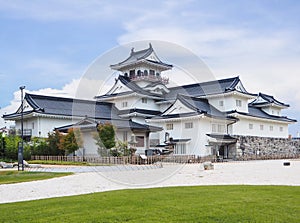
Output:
[[18, 142, 24, 170]]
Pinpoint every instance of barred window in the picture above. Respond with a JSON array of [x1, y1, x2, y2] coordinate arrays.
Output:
[[249, 123, 253, 130], [260, 125, 264, 130], [185, 122, 193, 129], [166, 123, 173, 130]]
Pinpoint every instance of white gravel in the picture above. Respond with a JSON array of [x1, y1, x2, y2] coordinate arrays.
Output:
[[0, 159, 299, 204]]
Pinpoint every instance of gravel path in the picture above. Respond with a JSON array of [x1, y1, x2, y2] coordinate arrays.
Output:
[[0, 159, 299, 204]]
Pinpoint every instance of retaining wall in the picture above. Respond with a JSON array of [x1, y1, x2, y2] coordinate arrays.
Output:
[[233, 135, 300, 159]]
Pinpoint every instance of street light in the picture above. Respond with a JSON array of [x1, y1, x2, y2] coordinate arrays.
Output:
[[18, 86, 25, 171]]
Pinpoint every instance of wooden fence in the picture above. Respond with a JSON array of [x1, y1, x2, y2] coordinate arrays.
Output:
[[31, 153, 300, 165], [30, 155, 215, 165]]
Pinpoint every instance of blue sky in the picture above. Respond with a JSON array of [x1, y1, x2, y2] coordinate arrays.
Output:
[[0, 0, 300, 135]]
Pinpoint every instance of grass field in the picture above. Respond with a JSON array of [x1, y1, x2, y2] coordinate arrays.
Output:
[[0, 171, 72, 184], [28, 160, 90, 166], [0, 185, 299, 222]]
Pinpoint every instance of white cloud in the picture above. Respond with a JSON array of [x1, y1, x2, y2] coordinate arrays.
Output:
[[116, 1, 300, 135]]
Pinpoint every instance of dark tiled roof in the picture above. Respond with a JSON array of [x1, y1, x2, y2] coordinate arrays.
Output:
[[110, 43, 172, 69], [165, 76, 254, 99], [249, 93, 289, 107], [56, 117, 162, 132], [206, 134, 237, 140], [118, 108, 161, 116], [95, 75, 162, 100], [227, 106, 296, 123], [156, 94, 234, 120], [4, 93, 120, 120], [177, 94, 227, 118]]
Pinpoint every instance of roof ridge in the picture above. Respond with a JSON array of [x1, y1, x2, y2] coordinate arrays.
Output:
[[169, 76, 239, 90]]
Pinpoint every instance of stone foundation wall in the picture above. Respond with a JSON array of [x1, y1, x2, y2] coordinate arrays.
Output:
[[233, 135, 300, 159]]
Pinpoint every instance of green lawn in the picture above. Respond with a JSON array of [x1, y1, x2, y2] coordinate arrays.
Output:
[[28, 160, 90, 166], [0, 185, 299, 222], [0, 171, 72, 184]]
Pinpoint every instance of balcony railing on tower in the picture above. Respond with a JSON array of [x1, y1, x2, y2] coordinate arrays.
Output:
[[17, 129, 32, 137], [130, 74, 169, 85]]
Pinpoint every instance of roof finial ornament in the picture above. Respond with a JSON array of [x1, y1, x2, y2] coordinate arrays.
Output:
[[131, 47, 134, 54], [149, 43, 152, 49]]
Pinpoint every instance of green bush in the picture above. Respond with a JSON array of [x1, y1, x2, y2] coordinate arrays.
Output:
[[4, 135, 21, 160]]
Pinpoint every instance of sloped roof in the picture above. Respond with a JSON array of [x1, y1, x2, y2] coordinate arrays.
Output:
[[177, 94, 228, 118], [227, 105, 296, 123], [3, 93, 120, 120], [156, 94, 236, 120], [110, 43, 172, 70], [55, 117, 162, 132], [165, 76, 255, 99], [95, 75, 163, 100], [249, 93, 289, 108], [118, 108, 161, 117]]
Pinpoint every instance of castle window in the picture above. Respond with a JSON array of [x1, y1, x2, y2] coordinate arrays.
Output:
[[219, 101, 224, 107], [212, 124, 216, 132], [142, 98, 147, 104], [270, 125, 274, 131], [217, 124, 225, 133], [137, 70, 142, 77], [185, 122, 193, 129], [236, 99, 242, 107], [156, 72, 160, 77], [144, 70, 148, 76], [249, 123, 253, 130], [149, 70, 155, 76], [280, 126, 283, 132], [122, 101, 128, 108], [129, 70, 135, 78], [260, 125, 264, 130], [166, 123, 173, 130]]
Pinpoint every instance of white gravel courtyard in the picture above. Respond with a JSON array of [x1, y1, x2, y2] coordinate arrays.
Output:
[[0, 159, 299, 204]]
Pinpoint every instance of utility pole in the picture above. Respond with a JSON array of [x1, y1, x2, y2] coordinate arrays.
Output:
[[18, 86, 25, 171]]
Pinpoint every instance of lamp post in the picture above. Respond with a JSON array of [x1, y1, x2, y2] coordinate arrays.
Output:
[[18, 86, 25, 171]]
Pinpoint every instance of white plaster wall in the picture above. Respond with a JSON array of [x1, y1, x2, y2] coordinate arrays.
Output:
[[15, 117, 80, 138], [262, 106, 282, 116], [232, 117, 289, 138], [114, 96, 160, 111], [152, 117, 213, 156], [208, 95, 249, 113]]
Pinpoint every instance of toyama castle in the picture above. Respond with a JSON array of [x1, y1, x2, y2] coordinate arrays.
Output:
[[3, 43, 297, 158]]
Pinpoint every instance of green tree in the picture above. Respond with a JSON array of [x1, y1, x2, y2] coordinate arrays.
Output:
[[4, 135, 21, 160], [59, 129, 83, 155], [47, 131, 65, 155], [114, 140, 131, 157], [94, 123, 115, 157], [0, 134, 5, 159]]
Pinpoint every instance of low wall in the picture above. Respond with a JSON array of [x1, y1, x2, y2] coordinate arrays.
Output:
[[233, 135, 300, 159]]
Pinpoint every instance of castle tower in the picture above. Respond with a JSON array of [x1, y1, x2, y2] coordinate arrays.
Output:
[[110, 43, 172, 87]]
